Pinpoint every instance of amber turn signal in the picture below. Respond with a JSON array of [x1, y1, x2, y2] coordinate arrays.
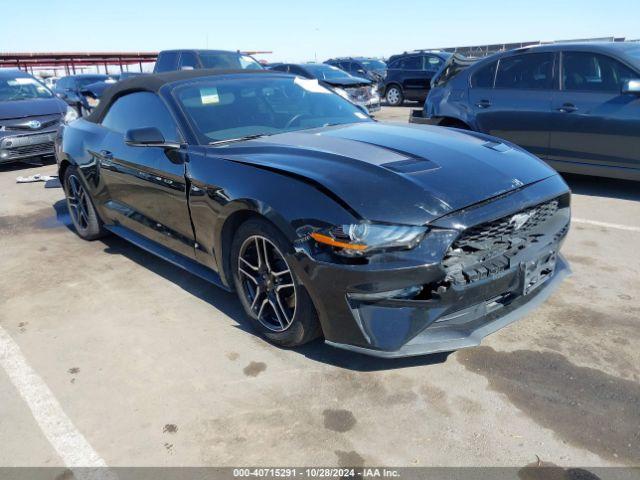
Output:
[[310, 232, 368, 251]]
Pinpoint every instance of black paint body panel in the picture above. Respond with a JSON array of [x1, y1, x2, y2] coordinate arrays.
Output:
[[56, 71, 571, 356]]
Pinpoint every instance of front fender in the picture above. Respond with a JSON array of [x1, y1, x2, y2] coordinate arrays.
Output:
[[186, 155, 359, 284]]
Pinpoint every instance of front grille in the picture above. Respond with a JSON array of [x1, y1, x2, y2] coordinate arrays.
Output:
[[443, 197, 568, 286], [1, 114, 61, 131], [455, 199, 559, 250], [4, 142, 54, 159]]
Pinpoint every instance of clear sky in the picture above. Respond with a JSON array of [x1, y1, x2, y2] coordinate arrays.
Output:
[[2, 0, 639, 63]]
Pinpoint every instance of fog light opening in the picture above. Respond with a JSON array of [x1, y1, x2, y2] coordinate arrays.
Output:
[[348, 285, 423, 302]]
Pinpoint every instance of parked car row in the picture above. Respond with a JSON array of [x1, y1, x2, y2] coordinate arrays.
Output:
[[0, 69, 76, 164], [411, 42, 640, 181], [5, 40, 640, 358]]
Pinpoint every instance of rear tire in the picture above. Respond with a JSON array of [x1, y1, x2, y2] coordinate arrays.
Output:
[[231, 218, 321, 347], [385, 85, 404, 106], [63, 165, 107, 240]]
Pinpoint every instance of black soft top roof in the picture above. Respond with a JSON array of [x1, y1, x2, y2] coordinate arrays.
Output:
[[86, 68, 278, 123]]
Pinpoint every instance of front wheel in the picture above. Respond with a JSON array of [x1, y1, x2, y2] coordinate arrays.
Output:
[[385, 85, 404, 106], [231, 218, 321, 347], [63, 165, 107, 240]]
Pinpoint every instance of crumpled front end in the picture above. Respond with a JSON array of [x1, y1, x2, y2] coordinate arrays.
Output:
[[291, 175, 571, 357], [344, 85, 381, 113]]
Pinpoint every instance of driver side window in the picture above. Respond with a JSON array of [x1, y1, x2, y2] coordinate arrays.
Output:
[[101, 92, 180, 142]]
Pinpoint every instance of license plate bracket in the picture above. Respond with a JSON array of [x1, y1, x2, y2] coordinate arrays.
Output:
[[521, 250, 557, 295]]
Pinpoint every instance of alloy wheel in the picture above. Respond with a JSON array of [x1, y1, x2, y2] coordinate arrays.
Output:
[[386, 87, 401, 105], [237, 235, 297, 332], [66, 174, 90, 230]]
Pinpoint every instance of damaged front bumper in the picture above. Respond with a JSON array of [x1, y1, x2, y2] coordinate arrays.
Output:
[[326, 255, 570, 358], [291, 176, 571, 358]]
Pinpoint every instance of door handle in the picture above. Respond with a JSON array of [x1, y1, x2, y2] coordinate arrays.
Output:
[[557, 103, 578, 113], [476, 100, 492, 108], [97, 150, 114, 168]]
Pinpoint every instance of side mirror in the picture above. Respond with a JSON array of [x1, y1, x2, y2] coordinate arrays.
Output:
[[622, 79, 640, 95], [124, 127, 181, 149]]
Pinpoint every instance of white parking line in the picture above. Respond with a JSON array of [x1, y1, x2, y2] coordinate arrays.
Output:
[[573, 218, 640, 233], [0, 326, 116, 479]]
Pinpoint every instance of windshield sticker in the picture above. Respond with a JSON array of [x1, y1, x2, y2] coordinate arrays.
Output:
[[14, 78, 37, 85], [8, 78, 39, 86], [200, 87, 220, 104], [294, 77, 330, 94]]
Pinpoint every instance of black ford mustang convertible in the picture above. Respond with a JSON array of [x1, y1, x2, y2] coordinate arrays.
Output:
[[56, 69, 571, 357]]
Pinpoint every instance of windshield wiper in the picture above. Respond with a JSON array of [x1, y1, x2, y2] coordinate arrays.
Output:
[[208, 133, 271, 146]]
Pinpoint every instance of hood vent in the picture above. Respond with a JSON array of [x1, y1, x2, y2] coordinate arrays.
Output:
[[482, 141, 512, 153], [381, 158, 440, 174]]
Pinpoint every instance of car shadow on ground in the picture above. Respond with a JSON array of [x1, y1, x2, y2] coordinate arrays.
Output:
[[52, 200, 452, 372], [560, 173, 640, 202], [0, 156, 55, 173]]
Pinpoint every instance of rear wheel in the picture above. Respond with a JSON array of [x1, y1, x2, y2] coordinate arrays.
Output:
[[63, 165, 107, 240], [231, 218, 321, 347], [385, 85, 404, 106]]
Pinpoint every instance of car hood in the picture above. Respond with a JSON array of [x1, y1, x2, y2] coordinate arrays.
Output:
[[321, 77, 372, 88], [0, 97, 66, 120], [80, 81, 112, 98], [211, 122, 558, 225]]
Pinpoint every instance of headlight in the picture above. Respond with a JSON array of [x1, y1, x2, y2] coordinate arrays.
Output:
[[334, 87, 350, 100], [310, 223, 428, 256], [63, 106, 79, 124]]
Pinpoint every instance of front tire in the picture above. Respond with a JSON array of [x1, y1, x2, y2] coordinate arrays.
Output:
[[385, 85, 404, 106], [231, 218, 321, 347], [63, 165, 107, 240]]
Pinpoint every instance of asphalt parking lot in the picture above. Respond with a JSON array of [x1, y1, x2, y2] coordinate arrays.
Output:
[[0, 106, 639, 469]]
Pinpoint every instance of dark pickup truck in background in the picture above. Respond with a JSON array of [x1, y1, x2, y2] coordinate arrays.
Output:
[[153, 49, 263, 72]]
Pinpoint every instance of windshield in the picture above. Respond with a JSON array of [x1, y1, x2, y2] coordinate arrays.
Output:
[[304, 64, 351, 80], [360, 59, 387, 71], [200, 53, 263, 70], [76, 76, 109, 89], [0, 76, 53, 101], [174, 76, 371, 144]]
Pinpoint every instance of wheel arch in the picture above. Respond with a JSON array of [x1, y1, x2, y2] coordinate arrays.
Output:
[[57, 159, 72, 188], [384, 82, 403, 95], [218, 206, 325, 342], [438, 117, 472, 130], [214, 200, 297, 289]]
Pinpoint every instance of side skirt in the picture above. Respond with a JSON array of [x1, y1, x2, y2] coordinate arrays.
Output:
[[104, 225, 232, 292]]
